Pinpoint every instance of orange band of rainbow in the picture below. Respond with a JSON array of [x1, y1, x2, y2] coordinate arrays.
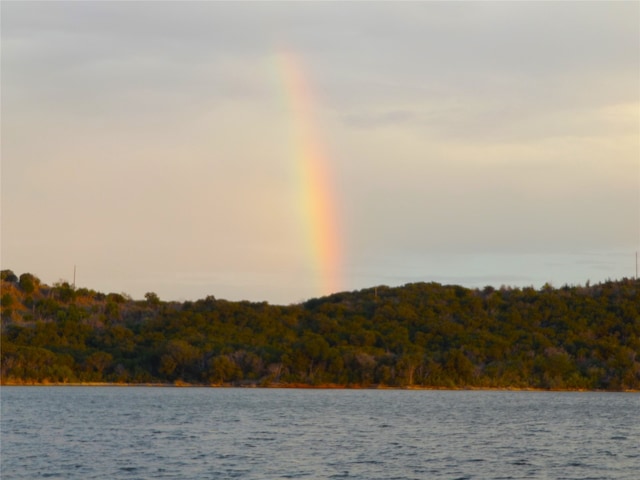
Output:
[[276, 50, 343, 297]]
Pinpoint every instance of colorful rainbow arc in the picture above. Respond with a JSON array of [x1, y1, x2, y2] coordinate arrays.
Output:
[[275, 50, 343, 297]]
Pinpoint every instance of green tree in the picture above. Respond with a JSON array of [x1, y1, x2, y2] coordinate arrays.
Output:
[[1, 293, 14, 309], [19, 273, 40, 295], [145, 292, 161, 306], [1, 270, 18, 283], [84, 351, 113, 380], [207, 355, 242, 384]]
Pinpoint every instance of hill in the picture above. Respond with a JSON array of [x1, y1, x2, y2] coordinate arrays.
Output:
[[1, 269, 639, 390]]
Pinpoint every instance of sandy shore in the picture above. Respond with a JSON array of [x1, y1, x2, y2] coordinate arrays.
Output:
[[2, 380, 636, 392]]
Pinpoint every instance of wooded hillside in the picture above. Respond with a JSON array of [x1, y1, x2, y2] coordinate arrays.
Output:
[[2, 269, 639, 390]]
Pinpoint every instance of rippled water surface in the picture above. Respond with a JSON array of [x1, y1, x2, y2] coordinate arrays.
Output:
[[1, 387, 638, 479]]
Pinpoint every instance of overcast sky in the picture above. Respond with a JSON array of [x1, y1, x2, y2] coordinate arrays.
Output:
[[2, 1, 639, 304]]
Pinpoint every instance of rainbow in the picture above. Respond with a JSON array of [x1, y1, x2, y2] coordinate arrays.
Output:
[[275, 50, 343, 297]]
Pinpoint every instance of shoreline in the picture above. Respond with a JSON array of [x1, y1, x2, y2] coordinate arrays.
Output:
[[1, 381, 637, 393]]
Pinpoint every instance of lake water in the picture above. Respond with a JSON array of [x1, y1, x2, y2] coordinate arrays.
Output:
[[1, 387, 638, 479]]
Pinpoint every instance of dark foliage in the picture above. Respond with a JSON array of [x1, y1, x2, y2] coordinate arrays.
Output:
[[2, 270, 639, 390]]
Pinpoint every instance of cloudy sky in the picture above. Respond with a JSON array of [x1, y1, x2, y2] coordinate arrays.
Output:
[[2, 1, 638, 304]]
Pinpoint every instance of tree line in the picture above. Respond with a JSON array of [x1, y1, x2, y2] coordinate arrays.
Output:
[[1, 269, 639, 390]]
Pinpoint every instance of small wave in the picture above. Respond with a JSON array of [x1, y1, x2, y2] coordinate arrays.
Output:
[[328, 472, 350, 479], [351, 459, 384, 465]]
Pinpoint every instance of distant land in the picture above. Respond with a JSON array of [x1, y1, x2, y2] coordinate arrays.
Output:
[[1, 269, 639, 391]]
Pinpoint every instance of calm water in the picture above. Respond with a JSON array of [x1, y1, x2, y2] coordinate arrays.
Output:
[[1, 387, 638, 479]]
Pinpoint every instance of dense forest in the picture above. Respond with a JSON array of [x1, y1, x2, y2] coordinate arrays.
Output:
[[1, 269, 639, 390]]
